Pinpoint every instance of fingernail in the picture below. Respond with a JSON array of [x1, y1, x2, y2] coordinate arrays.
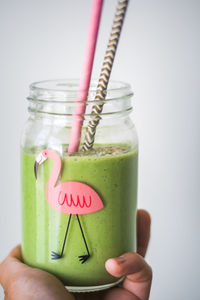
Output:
[[115, 255, 126, 264]]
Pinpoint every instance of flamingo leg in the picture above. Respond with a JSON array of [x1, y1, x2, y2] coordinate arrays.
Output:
[[76, 214, 91, 264], [51, 214, 72, 260]]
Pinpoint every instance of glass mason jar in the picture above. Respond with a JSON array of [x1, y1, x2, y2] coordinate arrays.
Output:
[[20, 79, 138, 292]]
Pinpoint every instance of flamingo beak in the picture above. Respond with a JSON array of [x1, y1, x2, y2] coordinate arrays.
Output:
[[34, 161, 39, 179], [34, 152, 47, 179]]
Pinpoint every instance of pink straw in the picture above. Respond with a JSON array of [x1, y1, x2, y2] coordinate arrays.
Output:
[[68, 0, 104, 153]]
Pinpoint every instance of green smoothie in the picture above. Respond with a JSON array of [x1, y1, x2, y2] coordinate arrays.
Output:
[[21, 144, 138, 286]]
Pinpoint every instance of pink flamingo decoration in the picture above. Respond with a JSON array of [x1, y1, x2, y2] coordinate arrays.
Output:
[[34, 149, 104, 263]]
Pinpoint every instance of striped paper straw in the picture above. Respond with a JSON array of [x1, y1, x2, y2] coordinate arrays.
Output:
[[82, 0, 129, 151]]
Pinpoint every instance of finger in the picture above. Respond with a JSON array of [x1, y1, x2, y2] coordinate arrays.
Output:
[[8, 245, 22, 261], [105, 253, 152, 281], [137, 209, 151, 257], [0, 245, 28, 289], [105, 252, 152, 300]]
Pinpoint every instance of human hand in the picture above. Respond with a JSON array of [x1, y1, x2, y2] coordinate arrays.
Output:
[[0, 209, 152, 300], [0, 245, 74, 300], [75, 209, 152, 300]]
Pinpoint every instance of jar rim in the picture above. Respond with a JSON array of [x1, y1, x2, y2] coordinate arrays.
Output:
[[29, 79, 133, 103]]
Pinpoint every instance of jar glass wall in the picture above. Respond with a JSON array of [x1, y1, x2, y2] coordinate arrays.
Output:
[[21, 79, 138, 292]]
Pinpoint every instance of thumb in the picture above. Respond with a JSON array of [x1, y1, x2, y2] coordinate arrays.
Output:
[[0, 245, 28, 290]]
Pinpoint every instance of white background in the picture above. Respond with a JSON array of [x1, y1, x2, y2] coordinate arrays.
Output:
[[0, 0, 200, 299]]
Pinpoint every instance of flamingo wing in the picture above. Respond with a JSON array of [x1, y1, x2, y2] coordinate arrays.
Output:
[[46, 181, 104, 215]]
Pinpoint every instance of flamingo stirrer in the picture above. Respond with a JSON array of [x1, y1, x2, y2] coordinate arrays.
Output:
[[34, 149, 104, 263]]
